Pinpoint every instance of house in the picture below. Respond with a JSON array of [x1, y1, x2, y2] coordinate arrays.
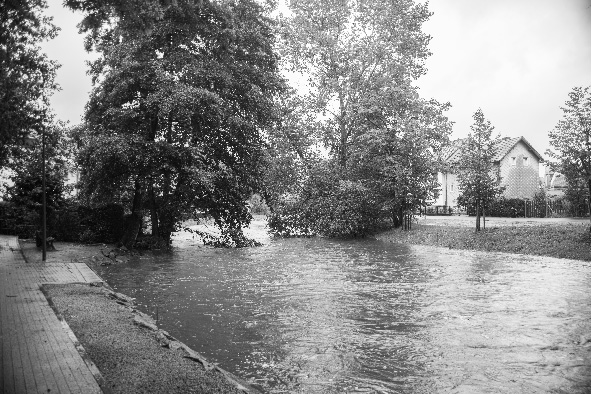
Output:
[[432, 136, 544, 210]]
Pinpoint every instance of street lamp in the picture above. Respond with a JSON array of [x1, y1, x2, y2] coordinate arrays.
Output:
[[41, 126, 46, 261]]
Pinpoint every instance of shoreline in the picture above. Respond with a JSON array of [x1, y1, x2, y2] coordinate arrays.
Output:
[[376, 217, 591, 261], [19, 239, 261, 394], [13, 216, 589, 392]]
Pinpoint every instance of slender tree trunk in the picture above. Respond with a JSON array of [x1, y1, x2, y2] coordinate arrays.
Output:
[[121, 178, 143, 248], [588, 178, 591, 232], [475, 200, 481, 232], [338, 89, 347, 169], [149, 180, 159, 237]]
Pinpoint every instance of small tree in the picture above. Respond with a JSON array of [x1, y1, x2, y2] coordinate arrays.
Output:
[[456, 109, 505, 231], [547, 86, 591, 230], [4, 123, 72, 236]]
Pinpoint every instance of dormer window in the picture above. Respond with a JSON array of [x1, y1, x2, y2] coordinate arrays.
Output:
[[523, 157, 529, 166], [511, 157, 516, 166]]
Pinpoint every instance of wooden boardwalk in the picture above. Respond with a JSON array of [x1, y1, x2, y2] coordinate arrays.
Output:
[[0, 235, 103, 393]]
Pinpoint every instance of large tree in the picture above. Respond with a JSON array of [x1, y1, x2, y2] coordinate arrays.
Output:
[[547, 86, 591, 230], [0, 0, 59, 167], [280, 0, 433, 169], [265, 0, 451, 236], [456, 109, 505, 231], [67, 0, 284, 247]]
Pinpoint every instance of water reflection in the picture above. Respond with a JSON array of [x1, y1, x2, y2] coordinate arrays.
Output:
[[94, 235, 591, 393]]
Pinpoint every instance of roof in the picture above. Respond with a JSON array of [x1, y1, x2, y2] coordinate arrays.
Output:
[[492, 136, 544, 162], [439, 138, 464, 163], [441, 136, 544, 165]]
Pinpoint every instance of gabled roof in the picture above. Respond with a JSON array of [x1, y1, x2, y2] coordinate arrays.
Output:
[[492, 136, 544, 162], [441, 136, 544, 165], [439, 138, 464, 163]]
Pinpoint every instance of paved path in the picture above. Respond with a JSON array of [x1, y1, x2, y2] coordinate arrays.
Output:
[[0, 235, 103, 393]]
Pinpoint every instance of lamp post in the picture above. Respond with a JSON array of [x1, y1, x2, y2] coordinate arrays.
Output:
[[41, 126, 46, 262]]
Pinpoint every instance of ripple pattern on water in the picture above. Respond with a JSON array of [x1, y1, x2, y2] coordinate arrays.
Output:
[[94, 235, 591, 394]]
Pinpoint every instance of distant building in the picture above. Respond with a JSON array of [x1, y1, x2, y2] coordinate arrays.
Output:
[[433, 136, 544, 210], [543, 168, 567, 198]]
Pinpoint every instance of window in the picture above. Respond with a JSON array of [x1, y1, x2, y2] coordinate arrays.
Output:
[[511, 157, 516, 166], [523, 157, 529, 166]]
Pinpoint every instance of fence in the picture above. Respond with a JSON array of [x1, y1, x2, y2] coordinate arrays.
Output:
[[424, 197, 589, 218]]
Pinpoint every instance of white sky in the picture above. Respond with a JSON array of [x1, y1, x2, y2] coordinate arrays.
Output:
[[417, 0, 591, 160], [41, 0, 591, 164]]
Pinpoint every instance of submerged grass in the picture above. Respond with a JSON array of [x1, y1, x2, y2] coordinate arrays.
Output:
[[377, 223, 591, 261]]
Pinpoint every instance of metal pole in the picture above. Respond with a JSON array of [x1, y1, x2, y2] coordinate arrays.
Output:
[[42, 127, 46, 262]]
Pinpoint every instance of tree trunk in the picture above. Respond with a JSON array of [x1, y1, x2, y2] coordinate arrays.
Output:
[[483, 201, 486, 230], [120, 179, 143, 248], [338, 89, 348, 169], [475, 200, 481, 232], [588, 178, 591, 233], [149, 180, 159, 237]]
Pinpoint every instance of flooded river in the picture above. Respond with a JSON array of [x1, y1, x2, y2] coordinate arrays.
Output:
[[94, 228, 591, 393]]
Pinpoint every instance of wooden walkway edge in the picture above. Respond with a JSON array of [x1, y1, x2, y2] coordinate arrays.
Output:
[[0, 235, 103, 393]]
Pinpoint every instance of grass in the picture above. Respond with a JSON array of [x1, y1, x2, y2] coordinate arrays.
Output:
[[377, 223, 591, 261]]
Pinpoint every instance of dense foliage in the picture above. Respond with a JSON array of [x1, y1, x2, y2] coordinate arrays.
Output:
[[2, 123, 73, 235], [266, 0, 451, 237], [547, 86, 591, 229], [66, 0, 284, 247], [0, 0, 59, 167], [456, 109, 505, 230]]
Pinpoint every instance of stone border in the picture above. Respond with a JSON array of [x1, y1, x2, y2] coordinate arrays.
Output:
[[44, 283, 262, 394]]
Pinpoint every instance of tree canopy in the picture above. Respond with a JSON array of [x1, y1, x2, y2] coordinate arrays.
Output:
[[265, 0, 452, 236], [547, 86, 591, 228], [456, 109, 504, 231], [67, 0, 285, 246], [0, 0, 59, 167]]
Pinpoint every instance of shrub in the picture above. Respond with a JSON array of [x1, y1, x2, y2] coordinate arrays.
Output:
[[269, 175, 386, 238], [79, 228, 98, 244], [466, 193, 547, 218], [1, 200, 125, 243]]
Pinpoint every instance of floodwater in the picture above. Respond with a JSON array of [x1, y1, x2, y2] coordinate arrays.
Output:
[[94, 225, 591, 393]]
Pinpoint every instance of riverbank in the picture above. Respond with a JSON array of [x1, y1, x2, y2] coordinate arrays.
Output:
[[19, 240, 259, 394], [376, 221, 591, 261]]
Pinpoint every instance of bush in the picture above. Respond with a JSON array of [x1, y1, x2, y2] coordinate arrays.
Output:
[[269, 175, 387, 238], [79, 229, 98, 244], [466, 193, 547, 218], [0, 202, 37, 238], [1, 200, 125, 243]]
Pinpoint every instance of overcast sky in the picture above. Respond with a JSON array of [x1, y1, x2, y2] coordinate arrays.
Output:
[[417, 0, 591, 159], [41, 1, 591, 162]]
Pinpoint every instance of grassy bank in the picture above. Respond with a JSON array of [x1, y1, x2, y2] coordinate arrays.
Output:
[[376, 223, 591, 261]]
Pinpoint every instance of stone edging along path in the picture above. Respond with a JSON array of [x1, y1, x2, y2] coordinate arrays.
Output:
[[80, 287, 261, 394]]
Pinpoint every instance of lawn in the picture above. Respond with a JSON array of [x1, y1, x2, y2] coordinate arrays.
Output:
[[377, 223, 591, 261]]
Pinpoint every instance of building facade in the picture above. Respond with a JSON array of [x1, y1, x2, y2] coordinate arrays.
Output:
[[433, 136, 543, 210]]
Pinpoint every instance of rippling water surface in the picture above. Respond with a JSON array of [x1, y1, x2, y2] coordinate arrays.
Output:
[[94, 226, 591, 393]]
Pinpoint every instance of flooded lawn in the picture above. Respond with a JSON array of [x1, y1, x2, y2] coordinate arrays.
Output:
[[94, 231, 591, 393]]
